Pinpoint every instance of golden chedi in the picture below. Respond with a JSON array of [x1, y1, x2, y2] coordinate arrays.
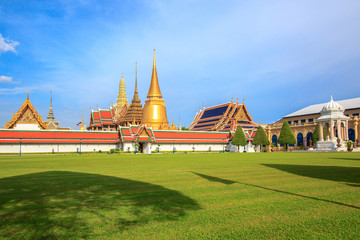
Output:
[[142, 49, 170, 130]]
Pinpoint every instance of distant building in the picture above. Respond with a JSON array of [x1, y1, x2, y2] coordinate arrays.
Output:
[[266, 97, 360, 150]]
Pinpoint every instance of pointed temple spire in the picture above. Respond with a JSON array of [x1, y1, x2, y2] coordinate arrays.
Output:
[[27, 91, 29, 100], [118, 62, 143, 126], [45, 91, 60, 129], [142, 49, 170, 130], [46, 91, 55, 121], [147, 49, 162, 98], [116, 73, 128, 109], [133, 61, 140, 102]]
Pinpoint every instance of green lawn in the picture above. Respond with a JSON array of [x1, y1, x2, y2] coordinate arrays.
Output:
[[0, 152, 359, 239]]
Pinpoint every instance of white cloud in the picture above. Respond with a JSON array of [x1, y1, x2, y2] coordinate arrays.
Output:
[[0, 34, 19, 54], [0, 75, 13, 83]]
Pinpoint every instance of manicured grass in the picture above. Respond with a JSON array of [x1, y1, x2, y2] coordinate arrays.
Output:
[[0, 152, 359, 239]]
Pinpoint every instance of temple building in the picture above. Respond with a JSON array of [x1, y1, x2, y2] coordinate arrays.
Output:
[[266, 97, 360, 150], [189, 98, 258, 134], [4, 92, 48, 130], [44, 91, 60, 129], [141, 49, 171, 130], [117, 62, 143, 126], [88, 105, 117, 131], [88, 74, 130, 131]]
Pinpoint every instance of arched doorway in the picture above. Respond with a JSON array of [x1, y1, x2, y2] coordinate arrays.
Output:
[[272, 135, 278, 147], [297, 133, 303, 147], [306, 132, 312, 146], [348, 129, 355, 142]]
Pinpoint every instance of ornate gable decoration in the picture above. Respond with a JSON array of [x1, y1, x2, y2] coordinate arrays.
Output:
[[235, 104, 252, 121], [134, 125, 155, 142], [5, 95, 48, 129]]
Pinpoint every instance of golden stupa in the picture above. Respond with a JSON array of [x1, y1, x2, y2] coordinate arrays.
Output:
[[141, 49, 170, 130]]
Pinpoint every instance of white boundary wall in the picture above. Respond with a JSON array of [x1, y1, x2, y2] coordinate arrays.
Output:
[[0, 143, 117, 153], [121, 142, 226, 153]]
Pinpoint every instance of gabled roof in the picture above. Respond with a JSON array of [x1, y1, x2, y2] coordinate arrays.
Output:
[[5, 94, 48, 129], [88, 105, 117, 128], [284, 97, 360, 118], [189, 99, 256, 132]]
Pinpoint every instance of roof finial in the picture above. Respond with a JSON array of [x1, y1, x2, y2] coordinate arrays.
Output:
[[153, 49, 156, 67], [50, 90, 53, 106], [121, 72, 124, 79], [331, 95, 333, 101], [135, 61, 138, 90], [243, 97, 245, 104], [27, 91, 29, 100]]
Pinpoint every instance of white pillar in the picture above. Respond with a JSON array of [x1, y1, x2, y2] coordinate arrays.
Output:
[[330, 120, 334, 140], [319, 122, 324, 141], [345, 120, 349, 140]]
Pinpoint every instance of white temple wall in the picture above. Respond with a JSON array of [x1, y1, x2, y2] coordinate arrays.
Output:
[[13, 123, 42, 130], [0, 143, 116, 153], [149, 143, 225, 152]]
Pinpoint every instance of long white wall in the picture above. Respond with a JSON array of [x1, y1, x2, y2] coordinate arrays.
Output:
[[121, 142, 227, 153], [0, 143, 117, 153]]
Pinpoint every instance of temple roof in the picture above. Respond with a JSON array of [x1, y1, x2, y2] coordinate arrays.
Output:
[[5, 93, 48, 129], [189, 98, 256, 132], [88, 105, 117, 128], [284, 97, 360, 118]]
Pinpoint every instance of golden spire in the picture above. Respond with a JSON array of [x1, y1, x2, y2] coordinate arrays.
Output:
[[147, 49, 162, 98], [27, 91, 29, 100], [141, 49, 169, 130], [116, 73, 128, 109], [133, 62, 140, 101], [80, 105, 85, 131]]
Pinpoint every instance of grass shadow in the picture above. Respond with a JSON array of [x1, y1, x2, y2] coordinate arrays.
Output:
[[329, 157, 360, 161], [262, 164, 360, 185], [190, 171, 237, 185], [190, 172, 359, 210], [0, 171, 200, 239]]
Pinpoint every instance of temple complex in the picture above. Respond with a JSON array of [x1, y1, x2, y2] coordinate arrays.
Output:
[[4, 92, 48, 130], [141, 49, 170, 130], [45, 91, 60, 129]]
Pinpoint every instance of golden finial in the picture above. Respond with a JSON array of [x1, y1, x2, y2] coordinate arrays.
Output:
[[27, 91, 29, 100], [243, 97, 245, 104], [236, 97, 239, 105], [153, 49, 156, 66]]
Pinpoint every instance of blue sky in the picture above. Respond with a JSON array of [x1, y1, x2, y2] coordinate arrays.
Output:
[[1, 0, 360, 129]]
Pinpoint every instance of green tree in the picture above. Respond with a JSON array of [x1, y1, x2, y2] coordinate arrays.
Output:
[[231, 126, 247, 152], [278, 121, 296, 151], [311, 125, 319, 145], [252, 125, 270, 152]]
